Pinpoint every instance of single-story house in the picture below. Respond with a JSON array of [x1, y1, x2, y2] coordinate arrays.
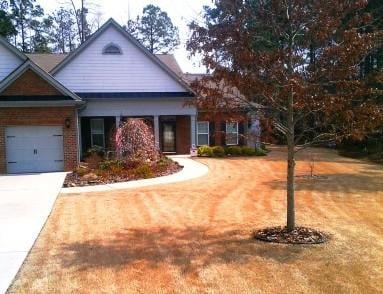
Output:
[[0, 18, 260, 174]]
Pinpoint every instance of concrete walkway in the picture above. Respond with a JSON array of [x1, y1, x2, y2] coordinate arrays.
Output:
[[61, 156, 209, 194], [0, 172, 66, 294]]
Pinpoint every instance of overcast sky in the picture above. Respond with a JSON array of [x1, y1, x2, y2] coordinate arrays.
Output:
[[38, 0, 212, 73]]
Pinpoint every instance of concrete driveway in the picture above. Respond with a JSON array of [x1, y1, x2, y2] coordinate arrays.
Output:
[[0, 172, 66, 294]]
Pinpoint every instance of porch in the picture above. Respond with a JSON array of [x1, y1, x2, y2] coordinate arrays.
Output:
[[80, 115, 196, 157]]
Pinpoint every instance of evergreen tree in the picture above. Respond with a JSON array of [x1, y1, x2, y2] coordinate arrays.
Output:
[[125, 4, 179, 54], [9, 0, 44, 52], [50, 7, 76, 53], [0, 8, 16, 39]]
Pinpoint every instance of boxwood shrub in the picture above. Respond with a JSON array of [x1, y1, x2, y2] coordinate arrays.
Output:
[[212, 146, 226, 157], [225, 146, 243, 156], [198, 145, 213, 157], [241, 146, 257, 156], [198, 145, 268, 157]]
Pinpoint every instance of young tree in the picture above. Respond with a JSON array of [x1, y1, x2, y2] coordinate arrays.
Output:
[[115, 119, 159, 163], [125, 4, 180, 53], [188, 0, 383, 232]]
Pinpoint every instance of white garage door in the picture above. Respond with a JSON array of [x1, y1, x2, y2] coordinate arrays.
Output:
[[5, 126, 64, 173]]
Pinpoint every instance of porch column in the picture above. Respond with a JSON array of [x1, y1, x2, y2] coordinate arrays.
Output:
[[154, 115, 160, 149], [115, 116, 121, 128], [190, 114, 196, 148]]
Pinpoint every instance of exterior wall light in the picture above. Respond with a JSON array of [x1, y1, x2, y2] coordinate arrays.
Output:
[[65, 118, 71, 128]]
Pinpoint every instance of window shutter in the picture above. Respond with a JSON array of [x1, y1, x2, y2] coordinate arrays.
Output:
[[238, 122, 245, 145], [209, 122, 215, 146], [221, 122, 226, 146]]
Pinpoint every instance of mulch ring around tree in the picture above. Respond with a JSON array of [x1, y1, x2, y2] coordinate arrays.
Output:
[[254, 226, 329, 244]]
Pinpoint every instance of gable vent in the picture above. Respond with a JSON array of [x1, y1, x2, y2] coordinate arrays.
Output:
[[103, 43, 122, 55]]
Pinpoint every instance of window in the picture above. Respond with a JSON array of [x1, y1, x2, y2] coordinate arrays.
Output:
[[102, 43, 122, 55], [90, 118, 105, 148], [226, 122, 238, 145], [197, 121, 209, 146]]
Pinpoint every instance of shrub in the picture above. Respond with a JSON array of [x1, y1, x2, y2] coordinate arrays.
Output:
[[99, 160, 125, 171], [84, 153, 103, 169], [74, 166, 89, 176], [212, 146, 225, 157], [157, 156, 172, 167], [241, 146, 257, 156], [225, 146, 242, 156], [87, 145, 105, 157], [134, 163, 154, 179], [115, 118, 159, 163], [198, 145, 213, 157], [255, 148, 267, 156]]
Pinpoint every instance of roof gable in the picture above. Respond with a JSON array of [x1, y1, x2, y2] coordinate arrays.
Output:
[[0, 60, 82, 102], [0, 37, 27, 81], [51, 19, 193, 94]]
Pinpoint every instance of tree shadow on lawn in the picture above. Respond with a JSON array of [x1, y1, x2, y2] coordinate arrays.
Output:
[[266, 172, 383, 193], [261, 147, 383, 169], [57, 226, 320, 275]]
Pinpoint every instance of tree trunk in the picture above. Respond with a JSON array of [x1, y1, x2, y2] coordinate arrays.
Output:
[[286, 67, 296, 232], [81, 0, 84, 43], [286, 132, 295, 232], [286, 2, 296, 232], [20, 2, 26, 52]]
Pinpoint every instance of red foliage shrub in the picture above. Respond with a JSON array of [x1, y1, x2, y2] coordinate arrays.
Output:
[[115, 118, 159, 163]]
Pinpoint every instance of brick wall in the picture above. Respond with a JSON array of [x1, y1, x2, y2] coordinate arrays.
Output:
[[0, 107, 78, 173], [176, 116, 191, 154], [2, 69, 61, 96]]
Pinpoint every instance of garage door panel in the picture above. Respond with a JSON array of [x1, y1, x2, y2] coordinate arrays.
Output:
[[5, 126, 65, 174], [5, 146, 32, 162]]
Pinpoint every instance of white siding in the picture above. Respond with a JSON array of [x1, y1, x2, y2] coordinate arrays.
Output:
[[0, 43, 23, 81], [55, 26, 186, 93], [79, 99, 197, 117]]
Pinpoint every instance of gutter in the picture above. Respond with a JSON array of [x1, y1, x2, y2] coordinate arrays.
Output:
[[0, 100, 85, 107]]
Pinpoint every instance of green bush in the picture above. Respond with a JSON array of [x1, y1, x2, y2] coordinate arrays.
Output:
[[225, 146, 242, 156], [241, 146, 257, 156], [99, 160, 125, 171], [87, 145, 105, 157], [134, 163, 154, 179], [255, 148, 267, 156], [212, 146, 225, 157], [198, 145, 213, 157]]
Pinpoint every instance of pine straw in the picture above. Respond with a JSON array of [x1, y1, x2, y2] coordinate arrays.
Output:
[[254, 226, 329, 244]]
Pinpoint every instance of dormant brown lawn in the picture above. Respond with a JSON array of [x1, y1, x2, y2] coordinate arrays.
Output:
[[8, 148, 383, 293]]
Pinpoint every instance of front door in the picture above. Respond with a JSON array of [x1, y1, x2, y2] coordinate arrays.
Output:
[[162, 122, 176, 152]]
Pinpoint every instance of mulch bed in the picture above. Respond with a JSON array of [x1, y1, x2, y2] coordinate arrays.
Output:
[[63, 161, 182, 188], [254, 226, 329, 244]]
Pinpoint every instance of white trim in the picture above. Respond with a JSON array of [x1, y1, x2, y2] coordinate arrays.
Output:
[[226, 121, 239, 146], [90, 118, 105, 148], [197, 121, 209, 146]]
